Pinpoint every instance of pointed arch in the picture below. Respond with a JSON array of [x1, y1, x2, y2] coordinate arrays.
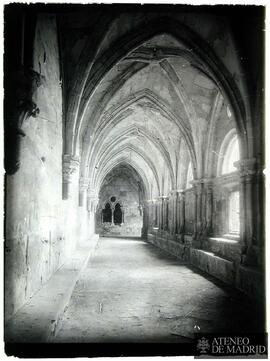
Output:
[[65, 16, 249, 162]]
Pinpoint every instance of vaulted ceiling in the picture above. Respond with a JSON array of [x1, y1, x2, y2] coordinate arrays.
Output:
[[59, 8, 252, 201]]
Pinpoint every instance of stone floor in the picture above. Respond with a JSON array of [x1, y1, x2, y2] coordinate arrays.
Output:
[[53, 236, 264, 343]]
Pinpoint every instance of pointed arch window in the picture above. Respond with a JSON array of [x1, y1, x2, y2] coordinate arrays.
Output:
[[217, 130, 241, 236], [228, 191, 240, 234], [113, 203, 123, 225], [102, 203, 112, 223], [186, 162, 193, 189]]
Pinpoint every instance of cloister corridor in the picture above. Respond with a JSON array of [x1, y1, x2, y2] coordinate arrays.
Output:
[[53, 236, 261, 343], [4, 3, 265, 358]]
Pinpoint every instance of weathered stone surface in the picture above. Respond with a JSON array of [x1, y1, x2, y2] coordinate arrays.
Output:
[[5, 15, 66, 319], [4, 5, 264, 337], [148, 233, 190, 262], [190, 248, 235, 285], [205, 237, 241, 262], [96, 165, 143, 237], [5, 234, 99, 342], [52, 237, 263, 343]]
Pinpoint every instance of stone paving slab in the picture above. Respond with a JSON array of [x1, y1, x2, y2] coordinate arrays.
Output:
[[5, 235, 99, 343], [53, 237, 263, 343]]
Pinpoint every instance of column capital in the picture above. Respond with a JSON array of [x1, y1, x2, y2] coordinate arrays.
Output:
[[202, 177, 214, 184], [158, 195, 169, 200], [170, 189, 185, 195], [191, 177, 214, 185], [190, 179, 203, 186], [63, 154, 80, 183]]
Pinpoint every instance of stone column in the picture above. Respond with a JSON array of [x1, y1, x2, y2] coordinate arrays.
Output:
[[148, 200, 154, 228], [111, 204, 115, 225], [204, 179, 214, 236], [179, 190, 185, 236], [153, 200, 158, 227], [79, 177, 90, 207], [163, 197, 169, 231], [141, 204, 149, 239], [191, 180, 203, 240], [160, 197, 164, 230], [176, 191, 181, 235], [236, 158, 263, 266], [62, 154, 80, 200], [155, 199, 159, 228], [170, 190, 178, 235], [173, 190, 185, 242], [157, 197, 163, 230]]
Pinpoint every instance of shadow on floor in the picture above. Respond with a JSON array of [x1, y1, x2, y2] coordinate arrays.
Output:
[[101, 236, 266, 335]]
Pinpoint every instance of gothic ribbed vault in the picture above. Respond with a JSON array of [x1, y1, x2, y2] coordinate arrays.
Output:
[[4, 5, 265, 343]]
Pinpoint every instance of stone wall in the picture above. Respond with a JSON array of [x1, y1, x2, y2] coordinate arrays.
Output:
[[5, 15, 96, 320], [147, 228, 263, 301], [97, 171, 143, 237]]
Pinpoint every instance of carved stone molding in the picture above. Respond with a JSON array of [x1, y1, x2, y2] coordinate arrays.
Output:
[[158, 195, 169, 200], [63, 155, 80, 183], [6, 67, 44, 129], [170, 189, 184, 199], [5, 67, 44, 174]]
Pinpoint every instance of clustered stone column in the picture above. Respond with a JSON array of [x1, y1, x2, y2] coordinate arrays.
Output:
[[153, 200, 158, 227], [169, 190, 185, 237], [147, 200, 155, 228], [191, 180, 203, 241], [157, 197, 162, 229], [170, 190, 178, 234], [146, 180, 216, 245], [145, 158, 263, 269], [62, 154, 80, 200], [188, 178, 215, 246], [236, 158, 264, 266], [178, 190, 185, 238], [162, 196, 169, 230], [204, 179, 214, 237]]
